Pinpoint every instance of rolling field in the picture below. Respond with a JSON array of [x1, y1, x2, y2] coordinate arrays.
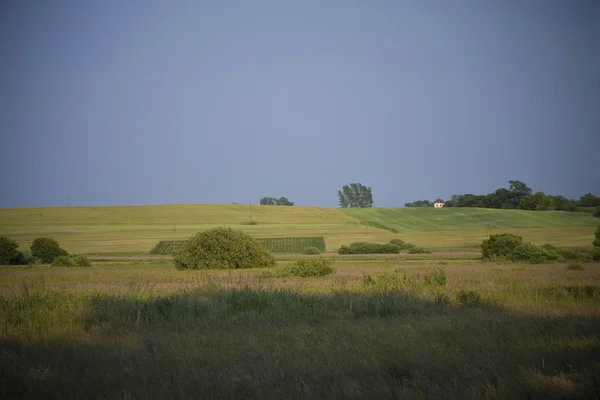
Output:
[[0, 204, 598, 255], [1, 260, 600, 399]]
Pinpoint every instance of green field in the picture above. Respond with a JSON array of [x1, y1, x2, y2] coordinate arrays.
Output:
[[0, 204, 598, 255], [1, 260, 599, 399]]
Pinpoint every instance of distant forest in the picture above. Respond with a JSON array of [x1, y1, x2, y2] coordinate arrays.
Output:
[[405, 180, 600, 212]]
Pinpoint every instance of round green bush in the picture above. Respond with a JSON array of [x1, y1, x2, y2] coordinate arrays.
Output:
[[510, 242, 560, 264], [481, 233, 523, 260], [594, 227, 600, 247], [30, 237, 68, 263], [275, 257, 334, 277], [72, 254, 92, 267], [0, 236, 21, 265], [52, 255, 74, 267], [303, 247, 321, 255], [173, 227, 276, 270]]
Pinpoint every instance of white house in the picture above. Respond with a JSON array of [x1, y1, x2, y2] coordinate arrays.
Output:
[[433, 199, 445, 208]]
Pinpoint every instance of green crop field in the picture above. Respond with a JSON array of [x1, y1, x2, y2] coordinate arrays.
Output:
[[150, 237, 326, 255], [1, 260, 599, 398], [0, 204, 598, 255]]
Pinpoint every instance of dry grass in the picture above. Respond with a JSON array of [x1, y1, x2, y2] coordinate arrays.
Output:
[[1, 260, 600, 399]]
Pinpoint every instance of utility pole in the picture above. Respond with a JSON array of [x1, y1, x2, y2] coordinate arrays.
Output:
[[67, 195, 70, 207], [250, 201, 253, 223], [169, 184, 175, 232]]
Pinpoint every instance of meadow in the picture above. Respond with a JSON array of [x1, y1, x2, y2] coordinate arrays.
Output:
[[1, 259, 600, 399], [0, 205, 598, 255]]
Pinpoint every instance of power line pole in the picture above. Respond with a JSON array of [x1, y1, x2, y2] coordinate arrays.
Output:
[[249, 200, 253, 223], [67, 195, 70, 206]]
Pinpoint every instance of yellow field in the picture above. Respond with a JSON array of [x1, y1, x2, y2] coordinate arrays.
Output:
[[0, 204, 597, 255]]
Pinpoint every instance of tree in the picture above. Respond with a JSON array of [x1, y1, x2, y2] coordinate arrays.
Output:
[[338, 183, 373, 208], [579, 193, 600, 208], [593, 207, 600, 218], [594, 227, 600, 247], [260, 197, 294, 206], [0, 236, 20, 265], [404, 200, 432, 207], [30, 237, 68, 263]]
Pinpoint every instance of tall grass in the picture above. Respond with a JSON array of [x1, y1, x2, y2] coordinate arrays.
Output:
[[1, 261, 599, 399]]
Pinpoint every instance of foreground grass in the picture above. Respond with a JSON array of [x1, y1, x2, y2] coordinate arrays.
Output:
[[1, 261, 600, 399]]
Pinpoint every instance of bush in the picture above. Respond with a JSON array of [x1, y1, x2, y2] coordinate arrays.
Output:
[[567, 263, 584, 271], [72, 254, 92, 267], [30, 237, 68, 263], [273, 257, 334, 277], [593, 207, 600, 218], [337, 242, 401, 255], [511, 242, 560, 264], [481, 233, 523, 260], [389, 239, 416, 250], [557, 247, 600, 262], [0, 236, 21, 265], [173, 227, 276, 270], [52, 255, 74, 267], [457, 290, 483, 308], [407, 246, 432, 254], [302, 247, 321, 255], [594, 227, 600, 247], [424, 268, 447, 286]]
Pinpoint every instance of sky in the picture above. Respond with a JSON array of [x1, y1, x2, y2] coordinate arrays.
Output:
[[1, 0, 599, 208]]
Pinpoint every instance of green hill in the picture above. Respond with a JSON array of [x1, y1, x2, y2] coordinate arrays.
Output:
[[341, 207, 599, 232]]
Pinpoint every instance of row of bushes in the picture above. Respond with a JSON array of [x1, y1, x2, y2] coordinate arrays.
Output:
[[481, 232, 600, 263], [0, 236, 90, 267], [338, 239, 431, 255]]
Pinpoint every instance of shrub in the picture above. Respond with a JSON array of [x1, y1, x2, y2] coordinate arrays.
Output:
[[594, 207, 600, 218], [594, 227, 600, 247], [362, 271, 415, 290], [424, 268, 447, 286], [481, 233, 523, 260], [273, 257, 334, 277], [0, 236, 21, 265], [303, 247, 321, 255], [457, 290, 483, 308], [52, 255, 74, 267], [567, 263, 584, 271], [389, 239, 416, 250], [30, 237, 68, 263], [511, 242, 560, 264], [407, 246, 432, 254], [557, 247, 599, 262], [72, 254, 92, 267], [337, 242, 401, 255], [173, 227, 276, 270]]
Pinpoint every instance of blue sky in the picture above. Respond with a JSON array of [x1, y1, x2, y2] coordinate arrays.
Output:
[[1, 0, 599, 208]]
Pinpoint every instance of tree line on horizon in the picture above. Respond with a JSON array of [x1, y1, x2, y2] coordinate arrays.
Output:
[[405, 180, 600, 215]]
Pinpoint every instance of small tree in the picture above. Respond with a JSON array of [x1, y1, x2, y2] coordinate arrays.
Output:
[[593, 207, 600, 218], [0, 236, 20, 265], [594, 227, 600, 248], [30, 237, 68, 263], [338, 183, 373, 208]]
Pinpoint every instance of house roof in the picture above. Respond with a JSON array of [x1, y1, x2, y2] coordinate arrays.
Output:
[[434, 199, 445, 203]]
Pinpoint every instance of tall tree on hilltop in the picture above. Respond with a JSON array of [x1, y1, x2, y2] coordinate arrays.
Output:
[[338, 183, 373, 208]]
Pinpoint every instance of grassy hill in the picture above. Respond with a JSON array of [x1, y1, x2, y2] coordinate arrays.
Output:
[[0, 204, 598, 255], [342, 207, 599, 232]]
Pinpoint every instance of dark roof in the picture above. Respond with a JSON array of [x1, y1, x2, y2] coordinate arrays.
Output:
[[434, 199, 445, 203]]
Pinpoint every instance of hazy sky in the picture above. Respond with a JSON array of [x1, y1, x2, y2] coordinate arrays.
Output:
[[1, 0, 599, 208]]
